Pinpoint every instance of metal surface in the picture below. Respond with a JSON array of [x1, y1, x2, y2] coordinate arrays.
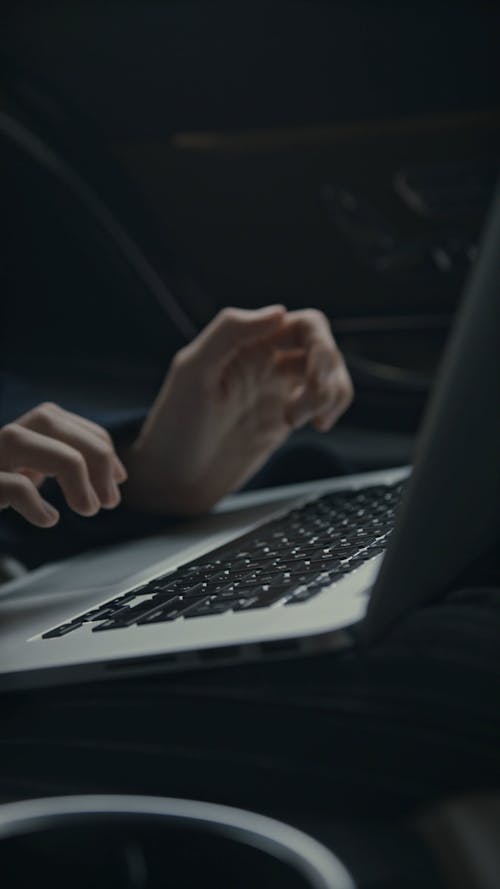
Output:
[[0, 794, 356, 889]]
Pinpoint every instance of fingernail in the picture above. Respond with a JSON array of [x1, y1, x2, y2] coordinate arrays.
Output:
[[103, 481, 121, 510], [256, 304, 286, 317], [113, 458, 128, 482], [81, 490, 100, 516], [290, 409, 312, 430], [42, 503, 59, 525]]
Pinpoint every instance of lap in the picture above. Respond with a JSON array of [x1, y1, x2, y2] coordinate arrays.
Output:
[[2, 584, 500, 819]]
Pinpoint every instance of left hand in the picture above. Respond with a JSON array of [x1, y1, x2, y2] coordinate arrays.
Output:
[[121, 306, 353, 515]]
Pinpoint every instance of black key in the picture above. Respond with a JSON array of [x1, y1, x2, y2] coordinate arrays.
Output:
[[305, 559, 344, 574], [234, 581, 297, 610], [106, 592, 139, 605], [184, 601, 232, 618], [58, 592, 142, 628], [187, 560, 225, 572], [80, 606, 116, 622], [266, 579, 304, 596], [110, 482, 402, 628], [136, 597, 193, 625], [93, 596, 179, 630], [327, 569, 349, 582], [216, 569, 259, 584], [352, 550, 373, 563], [352, 527, 373, 538], [343, 558, 366, 570], [274, 560, 312, 574], [309, 546, 357, 560], [151, 572, 178, 584], [231, 597, 262, 611], [250, 571, 290, 585], [286, 545, 323, 558], [181, 582, 228, 599], [366, 545, 386, 557], [269, 533, 292, 544], [306, 573, 336, 589], [216, 586, 259, 600], [149, 579, 205, 596], [42, 620, 84, 638], [286, 586, 324, 604], [328, 546, 361, 559], [306, 559, 343, 573]]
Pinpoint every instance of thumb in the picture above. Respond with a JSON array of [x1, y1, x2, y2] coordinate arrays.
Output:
[[193, 305, 286, 374]]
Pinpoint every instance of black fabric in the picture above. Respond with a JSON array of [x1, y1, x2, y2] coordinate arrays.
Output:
[[1, 550, 500, 887], [2, 579, 500, 815], [0, 372, 160, 567], [0, 371, 353, 568], [0, 540, 498, 887], [1, 386, 499, 886]]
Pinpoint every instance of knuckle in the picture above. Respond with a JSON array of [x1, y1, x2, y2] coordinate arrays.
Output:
[[217, 307, 241, 330], [39, 401, 59, 414], [219, 306, 238, 322], [36, 401, 60, 422], [306, 307, 329, 329], [64, 449, 86, 475], [92, 440, 115, 464], [9, 473, 32, 498], [1, 423, 23, 448], [100, 427, 114, 446], [32, 403, 58, 432], [171, 345, 191, 371], [339, 376, 354, 407]]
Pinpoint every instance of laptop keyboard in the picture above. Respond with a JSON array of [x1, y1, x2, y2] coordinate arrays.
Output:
[[42, 480, 405, 639]]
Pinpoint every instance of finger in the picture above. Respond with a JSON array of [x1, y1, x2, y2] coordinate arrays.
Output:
[[218, 338, 307, 411], [262, 308, 330, 346], [271, 311, 351, 428], [0, 471, 60, 528], [16, 405, 125, 507], [312, 366, 354, 430], [16, 467, 46, 487], [0, 424, 101, 516], [272, 348, 308, 378], [216, 337, 277, 410], [286, 363, 354, 430], [17, 403, 127, 483], [62, 414, 127, 481], [57, 413, 128, 482], [190, 305, 286, 379], [265, 309, 342, 383]]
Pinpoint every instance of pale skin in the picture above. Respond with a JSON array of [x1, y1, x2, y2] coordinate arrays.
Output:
[[0, 306, 353, 528]]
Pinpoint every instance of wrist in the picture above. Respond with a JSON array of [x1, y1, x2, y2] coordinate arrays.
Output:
[[118, 439, 210, 517]]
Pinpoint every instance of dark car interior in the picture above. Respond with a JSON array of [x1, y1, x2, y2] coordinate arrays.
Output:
[[3, 1, 499, 471], [1, 1, 499, 885]]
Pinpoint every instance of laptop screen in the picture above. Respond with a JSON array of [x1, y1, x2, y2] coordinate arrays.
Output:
[[366, 181, 500, 636]]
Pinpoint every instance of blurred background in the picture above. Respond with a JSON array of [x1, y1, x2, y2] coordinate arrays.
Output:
[[1, 0, 499, 477]]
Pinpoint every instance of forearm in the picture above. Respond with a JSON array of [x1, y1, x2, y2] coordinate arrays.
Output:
[[119, 437, 211, 517]]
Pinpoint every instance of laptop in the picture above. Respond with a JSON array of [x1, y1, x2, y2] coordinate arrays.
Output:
[[0, 185, 498, 691]]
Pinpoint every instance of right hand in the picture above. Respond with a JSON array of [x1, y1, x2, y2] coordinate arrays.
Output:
[[122, 305, 353, 515], [0, 403, 127, 528]]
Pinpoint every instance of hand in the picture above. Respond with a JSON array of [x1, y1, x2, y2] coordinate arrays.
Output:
[[122, 305, 353, 515], [0, 403, 127, 527]]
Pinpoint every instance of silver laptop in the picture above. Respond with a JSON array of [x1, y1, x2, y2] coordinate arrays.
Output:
[[0, 185, 499, 691]]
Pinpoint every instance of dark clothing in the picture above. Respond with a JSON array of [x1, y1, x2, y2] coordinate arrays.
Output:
[[1, 383, 499, 886], [0, 373, 352, 569], [2, 572, 500, 887], [0, 372, 155, 567], [2, 581, 500, 813]]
